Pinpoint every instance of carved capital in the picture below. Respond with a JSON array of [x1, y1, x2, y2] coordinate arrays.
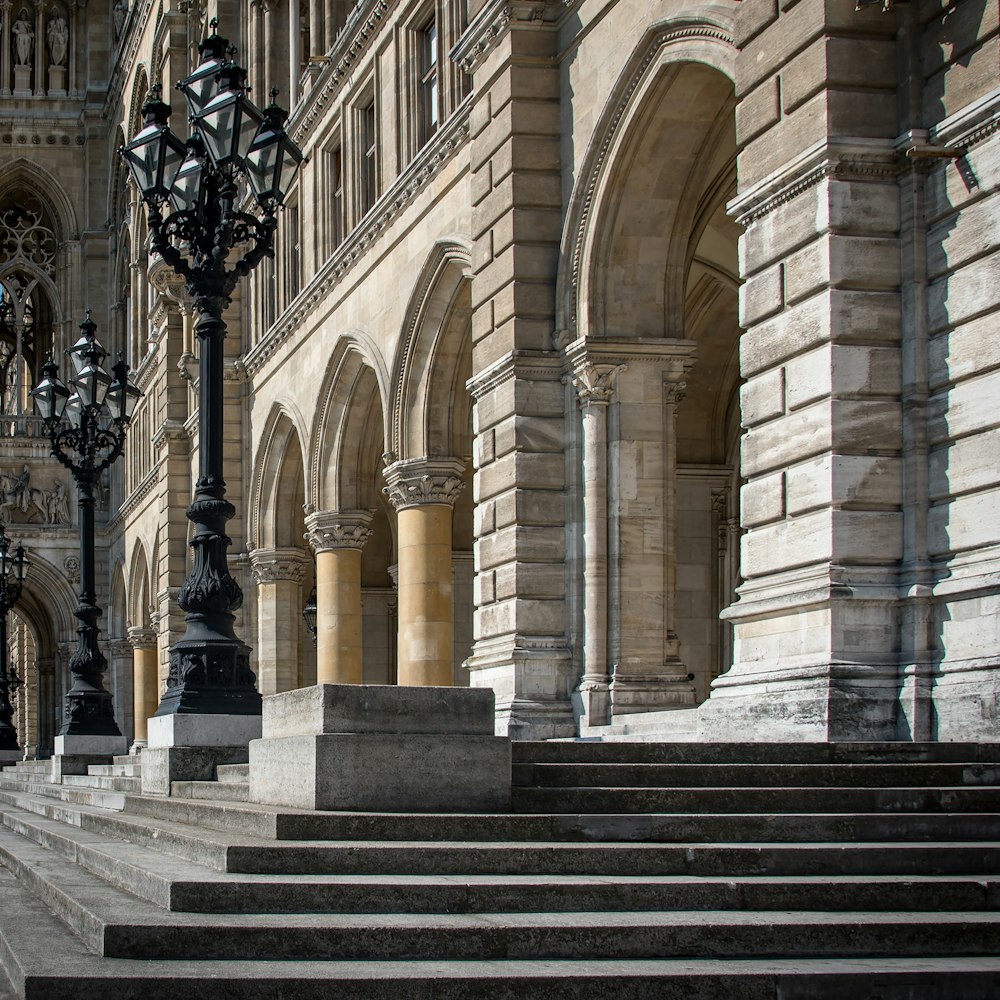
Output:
[[567, 361, 627, 405], [249, 547, 310, 585], [126, 626, 156, 649], [382, 458, 466, 511], [305, 510, 374, 553], [663, 378, 687, 407]]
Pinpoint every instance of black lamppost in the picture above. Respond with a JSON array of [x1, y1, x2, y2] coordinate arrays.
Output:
[[31, 315, 142, 751], [0, 523, 28, 754], [120, 20, 303, 723]]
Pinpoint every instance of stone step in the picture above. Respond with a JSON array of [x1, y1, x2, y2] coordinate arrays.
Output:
[[171, 780, 250, 802], [513, 741, 1000, 765], [88, 764, 141, 778], [0, 776, 127, 812], [2, 819, 1000, 966], [2, 875, 998, 1000], [121, 784, 1000, 841], [511, 784, 1000, 814], [216, 764, 249, 782], [62, 775, 142, 793], [512, 761, 1000, 788]]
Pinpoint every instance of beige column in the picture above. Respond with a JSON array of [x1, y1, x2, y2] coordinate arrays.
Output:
[[128, 627, 157, 749], [383, 459, 465, 688], [568, 360, 625, 726], [249, 547, 309, 695], [305, 511, 373, 686]]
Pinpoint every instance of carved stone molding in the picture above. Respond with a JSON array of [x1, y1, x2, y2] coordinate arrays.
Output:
[[249, 547, 310, 585], [383, 458, 466, 511], [567, 361, 627, 405], [126, 626, 156, 649], [452, 0, 570, 74], [305, 510, 375, 553]]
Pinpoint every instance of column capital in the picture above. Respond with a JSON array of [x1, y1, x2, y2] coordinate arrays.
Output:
[[382, 458, 466, 511], [304, 510, 374, 553], [249, 547, 310, 585], [126, 626, 156, 649], [566, 360, 627, 405]]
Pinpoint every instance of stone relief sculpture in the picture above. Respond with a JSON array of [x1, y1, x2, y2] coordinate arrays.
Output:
[[12, 12, 33, 65], [0, 465, 70, 525], [47, 16, 68, 66], [113, 0, 128, 37]]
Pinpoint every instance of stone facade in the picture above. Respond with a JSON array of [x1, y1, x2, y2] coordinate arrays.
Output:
[[0, 0, 997, 749]]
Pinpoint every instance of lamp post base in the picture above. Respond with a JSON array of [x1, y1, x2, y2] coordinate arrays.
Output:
[[147, 711, 261, 749], [54, 734, 127, 757]]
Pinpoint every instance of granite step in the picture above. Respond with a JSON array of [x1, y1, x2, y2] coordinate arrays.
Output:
[[512, 761, 1000, 788], [512, 741, 1000, 765], [117, 788, 1000, 841], [62, 776, 141, 793], [170, 780, 250, 802], [0, 777, 127, 812], [2, 873, 998, 1000], [510, 784, 1000, 814], [2, 822, 1000, 965], [87, 764, 141, 779], [216, 764, 249, 782]]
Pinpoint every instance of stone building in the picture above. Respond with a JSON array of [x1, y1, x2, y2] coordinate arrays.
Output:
[[0, 0, 996, 753]]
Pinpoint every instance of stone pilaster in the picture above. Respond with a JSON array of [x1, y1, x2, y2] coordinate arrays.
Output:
[[383, 458, 464, 687], [249, 547, 310, 695], [699, 0, 902, 741], [304, 511, 374, 686]]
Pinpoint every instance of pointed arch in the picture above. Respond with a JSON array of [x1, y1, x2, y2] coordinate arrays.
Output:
[[250, 403, 310, 550], [126, 542, 154, 630], [388, 238, 473, 461], [0, 157, 79, 244], [13, 554, 77, 659], [556, 10, 737, 338], [308, 331, 391, 512]]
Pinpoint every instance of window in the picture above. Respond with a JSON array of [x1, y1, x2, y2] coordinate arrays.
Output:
[[359, 100, 377, 215], [327, 144, 343, 253], [420, 18, 439, 145], [284, 199, 301, 303]]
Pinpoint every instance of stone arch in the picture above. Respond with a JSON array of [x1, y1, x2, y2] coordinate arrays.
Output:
[[0, 156, 79, 245], [14, 553, 76, 659], [388, 238, 473, 462], [558, 10, 737, 339], [250, 404, 309, 551], [127, 541, 152, 630], [309, 331, 391, 513]]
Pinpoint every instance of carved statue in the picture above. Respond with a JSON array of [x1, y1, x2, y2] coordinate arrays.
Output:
[[12, 12, 32, 66], [46, 16, 67, 67], [44, 482, 69, 526], [113, 0, 127, 37]]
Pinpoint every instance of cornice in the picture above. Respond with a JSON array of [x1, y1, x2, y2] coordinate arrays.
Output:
[[450, 0, 573, 75], [290, 0, 394, 146], [728, 138, 900, 228], [466, 349, 567, 401], [244, 100, 471, 378], [106, 466, 158, 533], [929, 86, 1000, 152]]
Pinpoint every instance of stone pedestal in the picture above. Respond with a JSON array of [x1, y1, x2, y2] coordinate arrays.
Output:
[[13, 65, 30, 96], [140, 745, 251, 797], [249, 684, 511, 812], [47, 65, 66, 96]]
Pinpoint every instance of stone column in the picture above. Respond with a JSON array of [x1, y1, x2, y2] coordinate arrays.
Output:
[[383, 459, 464, 687], [287, 0, 300, 106], [566, 358, 623, 727], [0, 1, 12, 97], [305, 511, 373, 686], [32, 0, 43, 96], [128, 627, 157, 750], [249, 547, 309, 695]]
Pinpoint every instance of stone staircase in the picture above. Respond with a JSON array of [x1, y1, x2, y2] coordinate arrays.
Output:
[[0, 741, 995, 997]]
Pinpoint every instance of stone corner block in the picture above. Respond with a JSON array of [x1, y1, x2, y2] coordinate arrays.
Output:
[[261, 683, 498, 739], [249, 732, 512, 812], [140, 745, 250, 797]]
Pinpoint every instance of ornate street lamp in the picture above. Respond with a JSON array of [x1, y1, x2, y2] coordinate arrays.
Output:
[[302, 584, 317, 644], [120, 20, 303, 729], [31, 314, 141, 754], [0, 523, 28, 755]]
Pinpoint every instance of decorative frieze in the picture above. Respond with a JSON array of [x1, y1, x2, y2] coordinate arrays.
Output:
[[382, 458, 465, 511]]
